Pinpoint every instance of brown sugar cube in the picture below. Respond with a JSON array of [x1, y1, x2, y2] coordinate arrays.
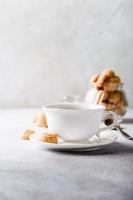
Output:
[[40, 133, 58, 144], [102, 69, 115, 77], [21, 129, 35, 140]]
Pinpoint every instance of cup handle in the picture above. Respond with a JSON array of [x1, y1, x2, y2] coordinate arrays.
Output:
[[96, 111, 117, 136]]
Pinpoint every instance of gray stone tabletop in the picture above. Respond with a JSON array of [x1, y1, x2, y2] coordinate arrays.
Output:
[[0, 108, 133, 200]]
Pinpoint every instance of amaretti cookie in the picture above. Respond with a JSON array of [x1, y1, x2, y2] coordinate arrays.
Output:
[[40, 133, 58, 144], [88, 69, 128, 116], [21, 129, 35, 140], [33, 112, 48, 128], [90, 69, 121, 92]]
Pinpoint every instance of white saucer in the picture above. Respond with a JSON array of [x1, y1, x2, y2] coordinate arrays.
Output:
[[30, 130, 117, 152]]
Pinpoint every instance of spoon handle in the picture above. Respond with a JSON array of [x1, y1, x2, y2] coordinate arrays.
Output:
[[115, 125, 133, 141]]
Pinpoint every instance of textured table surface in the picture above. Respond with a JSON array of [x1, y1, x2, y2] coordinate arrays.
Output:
[[0, 108, 133, 200]]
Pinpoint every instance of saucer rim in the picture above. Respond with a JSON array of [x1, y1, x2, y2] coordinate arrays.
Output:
[[29, 130, 117, 151]]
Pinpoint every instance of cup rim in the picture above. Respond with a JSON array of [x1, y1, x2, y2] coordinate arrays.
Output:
[[42, 103, 105, 111]]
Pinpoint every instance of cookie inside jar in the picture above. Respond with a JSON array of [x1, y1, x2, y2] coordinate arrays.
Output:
[[84, 69, 128, 118]]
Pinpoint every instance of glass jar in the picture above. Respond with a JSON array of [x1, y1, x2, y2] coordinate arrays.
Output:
[[84, 85, 128, 121]]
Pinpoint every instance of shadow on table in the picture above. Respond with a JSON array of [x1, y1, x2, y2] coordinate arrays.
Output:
[[51, 142, 133, 156], [121, 118, 133, 124]]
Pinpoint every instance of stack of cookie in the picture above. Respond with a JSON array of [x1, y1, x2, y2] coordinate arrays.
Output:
[[89, 69, 128, 116]]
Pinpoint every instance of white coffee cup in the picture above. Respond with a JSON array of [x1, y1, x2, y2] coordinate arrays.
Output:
[[42, 103, 117, 141]]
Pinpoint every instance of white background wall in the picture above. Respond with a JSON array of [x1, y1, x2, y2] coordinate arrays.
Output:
[[0, 0, 132, 107]]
